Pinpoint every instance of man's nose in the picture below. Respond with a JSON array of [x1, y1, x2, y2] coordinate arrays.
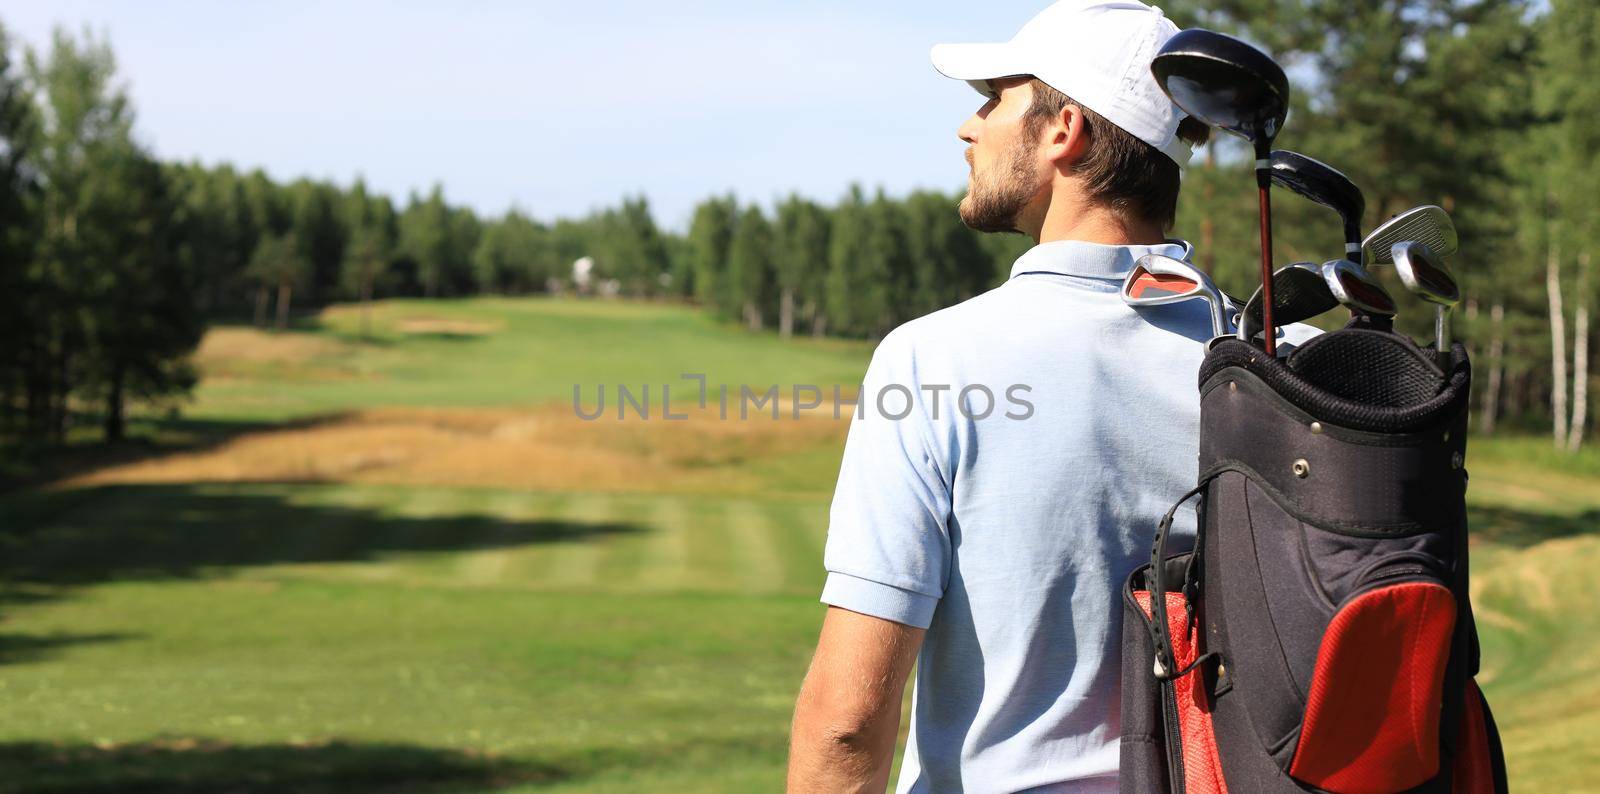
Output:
[[957, 114, 979, 144]]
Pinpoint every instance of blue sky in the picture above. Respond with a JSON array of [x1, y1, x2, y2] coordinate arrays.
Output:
[[0, 1, 1062, 230]]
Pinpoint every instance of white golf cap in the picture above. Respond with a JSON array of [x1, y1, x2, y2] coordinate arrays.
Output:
[[931, 0, 1194, 166]]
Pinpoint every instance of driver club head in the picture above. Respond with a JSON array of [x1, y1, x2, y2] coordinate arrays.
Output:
[[1269, 150, 1366, 261], [1321, 259, 1397, 317], [1151, 29, 1290, 146], [1237, 263, 1340, 342], [1122, 254, 1231, 339], [1361, 206, 1457, 265], [1154, 28, 1290, 356]]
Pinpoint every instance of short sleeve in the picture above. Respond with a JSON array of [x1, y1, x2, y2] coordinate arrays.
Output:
[[821, 330, 953, 630]]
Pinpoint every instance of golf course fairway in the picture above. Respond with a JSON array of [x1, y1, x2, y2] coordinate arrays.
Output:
[[0, 297, 1591, 791]]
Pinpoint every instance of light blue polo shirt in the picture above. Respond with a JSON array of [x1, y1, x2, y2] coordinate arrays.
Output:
[[821, 240, 1317, 792]]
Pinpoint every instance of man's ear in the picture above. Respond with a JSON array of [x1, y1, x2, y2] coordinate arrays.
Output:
[[1041, 104, 1090, 168]]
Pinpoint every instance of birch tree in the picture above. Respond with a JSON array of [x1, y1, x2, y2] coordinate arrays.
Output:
[[1548, 217, 1568, 449]]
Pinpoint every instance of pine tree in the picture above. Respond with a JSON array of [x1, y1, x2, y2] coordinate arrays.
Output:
[[865, 190, 913, 334], [773, 194, 831, 338], [727, 204, 775, 331], [610, 196, 672, 296], [687, 195, 738, 317], [290, 179, 347, 303], [901, 190, 993, 316], [0, 21, 36, 436], [92, 150, 199, 440], [826, 185, 897, 337], [401, 185, 453, 297], [26, 27, 200, 441], [248, 233, 307, 331], [343, 227, 389, 338]]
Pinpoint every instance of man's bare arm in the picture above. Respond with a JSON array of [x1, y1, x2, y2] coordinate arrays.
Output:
[[787, 606, 925, 793]]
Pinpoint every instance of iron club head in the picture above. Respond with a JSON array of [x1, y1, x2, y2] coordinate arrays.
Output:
[[1392, 240, 1461, 353], [1320, 258, 1397, 317], [1361, 206, 1457, 266], [1122, 254, 1232, 339], [1390, 241, 1460, 307], [1237, 263, 1340, 342]]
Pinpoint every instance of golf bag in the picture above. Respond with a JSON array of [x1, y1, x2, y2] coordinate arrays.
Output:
[[1119, 327, 1509, 793]]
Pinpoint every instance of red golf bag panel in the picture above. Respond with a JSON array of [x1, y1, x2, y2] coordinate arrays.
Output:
[[1451, 681, 1502, 794], [1290, 581, 1456, 792], [1131, 586, 1229, 794], [1119, 330, 1509, 793], [1122, 557, 1230, 794]]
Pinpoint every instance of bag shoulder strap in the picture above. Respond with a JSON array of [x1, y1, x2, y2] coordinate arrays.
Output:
[[1148, 473, 1220, 680]]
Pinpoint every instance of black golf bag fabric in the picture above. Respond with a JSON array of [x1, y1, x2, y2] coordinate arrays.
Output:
[[1119, 329, 1508, 793]]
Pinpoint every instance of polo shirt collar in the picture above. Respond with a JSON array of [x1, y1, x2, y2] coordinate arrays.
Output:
[[1008, 240, 1189, 281]]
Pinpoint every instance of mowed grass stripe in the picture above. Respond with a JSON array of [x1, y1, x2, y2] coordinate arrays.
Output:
[[538, 493, 620, 590], [629, 495, 694, 592], [592, 495, 671, 590], [452, 490, 561, 586], [723, 499, 787, 594], [768, 500, 830, 594], [683, 499, 737, 592], [497, 491, 577, 586]]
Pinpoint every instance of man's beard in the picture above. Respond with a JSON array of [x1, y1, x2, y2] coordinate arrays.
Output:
[[959, 141, 1040, 234]]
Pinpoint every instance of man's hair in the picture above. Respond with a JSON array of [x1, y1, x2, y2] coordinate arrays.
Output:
[[1021, 77, 1210, 231]]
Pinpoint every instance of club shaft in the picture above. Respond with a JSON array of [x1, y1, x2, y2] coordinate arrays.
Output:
[[1257, 175, 1276, 355]]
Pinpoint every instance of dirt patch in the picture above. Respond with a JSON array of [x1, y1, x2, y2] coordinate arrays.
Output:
[[55, 404, 849, 495], [193, 327, 370, 383], [196, 328, 355, 366], [393, 316, 502, 336]]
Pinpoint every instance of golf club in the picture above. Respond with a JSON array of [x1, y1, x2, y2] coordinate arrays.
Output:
[[1123, 254, 1232, 339], [1237, 262, 1340, 344], [1320, 258, 1397, 318], [1153, 29, 1290, 355], [1361, 205, 1457, 266], [1391, 241, 1461, 352], [1269, 150, 1365, 263]]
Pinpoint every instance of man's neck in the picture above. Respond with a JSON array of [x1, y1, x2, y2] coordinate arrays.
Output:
[[1021, 187, 1165, 246]]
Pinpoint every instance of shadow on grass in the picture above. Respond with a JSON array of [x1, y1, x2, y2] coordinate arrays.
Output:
[[0, 632, 138, 665], [1469, 504, 1600, 548], [0, 484, 644, 587], [0, 414, 348, 495], [0, 738, 566, 794], [394, 331, 490, 343]]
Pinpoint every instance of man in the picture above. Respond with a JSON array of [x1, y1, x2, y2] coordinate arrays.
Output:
[[785, 2, 1296, 791]]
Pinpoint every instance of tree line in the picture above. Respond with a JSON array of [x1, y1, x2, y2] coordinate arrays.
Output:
[[2, 0, 1596, 448], [170, 167, 1026, 340]]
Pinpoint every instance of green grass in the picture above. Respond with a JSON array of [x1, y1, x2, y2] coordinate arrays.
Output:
[[0, 483, 830, 792], [0, 296, 1594, 791], [1462, 437, 1600, 790], [1, 298, 867, 792], [188, 298, 872, 423]]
